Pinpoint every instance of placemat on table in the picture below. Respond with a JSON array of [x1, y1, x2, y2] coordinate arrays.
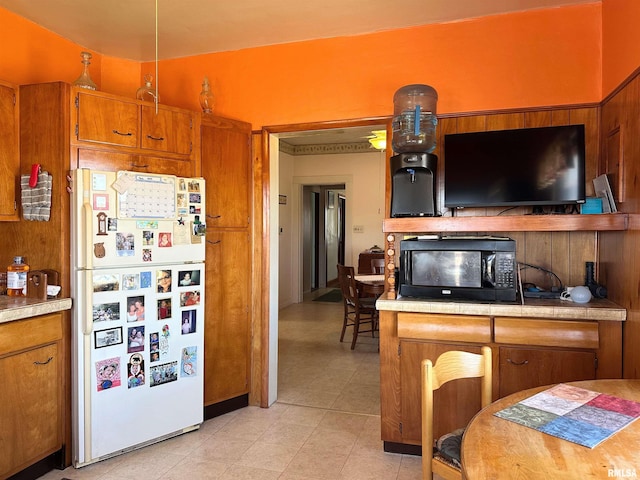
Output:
[[494, 383, 640, 448]]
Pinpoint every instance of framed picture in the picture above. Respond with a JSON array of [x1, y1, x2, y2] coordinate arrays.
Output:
[[94, 327, 123, 349]]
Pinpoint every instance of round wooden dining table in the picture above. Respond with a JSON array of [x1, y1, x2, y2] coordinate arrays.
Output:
[[461, 379, 640, 479], [355, 274, 385, 297]]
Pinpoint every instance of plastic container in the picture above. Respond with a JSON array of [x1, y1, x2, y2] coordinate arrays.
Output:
[[392, 84, 438, 153], [7, 256, 29, 297]]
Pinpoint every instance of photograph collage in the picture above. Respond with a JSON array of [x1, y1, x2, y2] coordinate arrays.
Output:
[[91, 266, 203, 392]]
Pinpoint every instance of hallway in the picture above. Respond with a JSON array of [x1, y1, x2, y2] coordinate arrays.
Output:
[[37, 293, 422, 479]]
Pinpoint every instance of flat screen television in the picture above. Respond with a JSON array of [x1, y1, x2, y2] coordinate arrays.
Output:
[[444, 125, 586, 209]]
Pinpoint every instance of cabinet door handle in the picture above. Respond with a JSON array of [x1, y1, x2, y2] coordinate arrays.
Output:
[[130, 163, 150, 168], [207, 240, 221, 245], [146, 134, 165, 141], [34, 356, 54, 366], [507, 358, 529, 366], [112, 130, 133, 136], [207, 214, 221, 219]]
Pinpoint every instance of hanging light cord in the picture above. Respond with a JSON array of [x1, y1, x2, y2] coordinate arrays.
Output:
[[155, 0, 159, 113]]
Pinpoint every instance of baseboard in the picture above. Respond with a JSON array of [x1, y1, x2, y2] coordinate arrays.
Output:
[[7, 449, 64, 480], [383, 441, 422, 456], [204, 394, 249, 420]]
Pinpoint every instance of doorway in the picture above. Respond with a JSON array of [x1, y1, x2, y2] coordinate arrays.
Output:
[[265, 119, 390, 406], [302, 185, 346, 291]]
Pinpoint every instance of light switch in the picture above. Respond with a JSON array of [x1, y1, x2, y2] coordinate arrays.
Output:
[[353, 225, 364, 233]]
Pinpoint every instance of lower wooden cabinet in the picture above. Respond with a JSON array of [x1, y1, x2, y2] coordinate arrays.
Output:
[[204, 229, 251, 405], [380, 310, 622, 451], [0, 313, 63, 478], [499, 347, 596, 398]]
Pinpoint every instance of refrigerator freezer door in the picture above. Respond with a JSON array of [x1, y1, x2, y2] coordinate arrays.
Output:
[[72, 169, 206, 270], [73, 263, 205, 465]]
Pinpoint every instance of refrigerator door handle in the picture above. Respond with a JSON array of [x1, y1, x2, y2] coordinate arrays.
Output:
[[82, 271, 94, 336], [82, 169, 94, 270]]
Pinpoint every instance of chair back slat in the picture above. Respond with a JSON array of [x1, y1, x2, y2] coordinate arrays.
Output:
[[421, 346, 493, 480]]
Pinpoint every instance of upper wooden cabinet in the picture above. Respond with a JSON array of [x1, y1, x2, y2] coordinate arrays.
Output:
[[74, 89, 194, 156], [76, 92, 139, 147], [141, 104, 192, 155], [201, 115, 252, 228], [0, 80, 19, 221]]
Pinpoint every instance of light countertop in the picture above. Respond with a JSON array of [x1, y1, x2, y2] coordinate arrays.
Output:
[[0, 296, 72, 324], [376, 295, 626, 322]]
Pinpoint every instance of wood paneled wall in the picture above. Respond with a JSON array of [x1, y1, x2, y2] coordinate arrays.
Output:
[[424, 105, 601, 289], [600, 70, 640, 378]]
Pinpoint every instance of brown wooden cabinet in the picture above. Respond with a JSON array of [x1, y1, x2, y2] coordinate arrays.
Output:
[[379, 309, 622, 451], [75, 89, 194, 156], [0, 80, 19, 221], [201, 116, 251, 228], [204, 229, 251, 404], [140, 104, 193, 155], [498, 346, 596, 398], [357, 252, 384, 274], [76, 92, 139, 147], [75, 148, 193, 177], [0, 313, 63, 479], [200, 115, 253, 410]]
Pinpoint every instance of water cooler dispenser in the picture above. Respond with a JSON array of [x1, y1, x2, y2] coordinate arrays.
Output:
[[390, 84, 438, 217]]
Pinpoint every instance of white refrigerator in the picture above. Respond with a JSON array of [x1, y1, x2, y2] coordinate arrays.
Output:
[[71, 169, 206, 467]]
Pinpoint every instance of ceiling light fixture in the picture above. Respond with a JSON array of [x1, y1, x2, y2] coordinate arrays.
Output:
[[367, 130, 387, 150]]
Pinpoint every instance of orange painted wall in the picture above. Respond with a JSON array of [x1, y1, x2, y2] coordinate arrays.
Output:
[[150, 4, 602, 128], [602, 0, 640, 96], [0, 6, 139, 95], [1, 3, 605, 128]]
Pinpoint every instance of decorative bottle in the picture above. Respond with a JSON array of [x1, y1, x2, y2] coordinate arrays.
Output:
[[73, 51, 98, 91], [136, 74, 159, 103], [199, 76, 214, 113], [7, 256, 29, 297]]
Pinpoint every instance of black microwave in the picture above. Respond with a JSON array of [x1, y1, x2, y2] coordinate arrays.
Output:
[[398, 236, 517, 302]]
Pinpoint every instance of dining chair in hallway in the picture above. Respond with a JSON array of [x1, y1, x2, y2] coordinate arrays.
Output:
[[421, 346, 493, 480], [337, 264, 378, 350], [370, 257, 385, 274]]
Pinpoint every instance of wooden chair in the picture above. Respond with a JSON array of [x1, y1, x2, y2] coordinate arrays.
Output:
[[370, 257, 385, 274], [337, 264, 378, 349], [421, 346, 493, 480]]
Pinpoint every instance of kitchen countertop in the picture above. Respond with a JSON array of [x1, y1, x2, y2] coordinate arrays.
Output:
[[376, 295, 626, 321], [0, 295, 73, 324]]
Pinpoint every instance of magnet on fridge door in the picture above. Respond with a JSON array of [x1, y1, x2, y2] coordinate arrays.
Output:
[[116, 232, 135, 256], [97, 212, 108, 235], [181, 346, 197, 377], [127, 325, 145, 353], [127, 353, 145, 389], [94, 242, 106, 258], [140, 271, 152, 288], [95, 357, 121, 391], [150, 361, 178, 387]]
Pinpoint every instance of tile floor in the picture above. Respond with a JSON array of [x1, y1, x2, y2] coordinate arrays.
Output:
[[38, 289, 424, 480]]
